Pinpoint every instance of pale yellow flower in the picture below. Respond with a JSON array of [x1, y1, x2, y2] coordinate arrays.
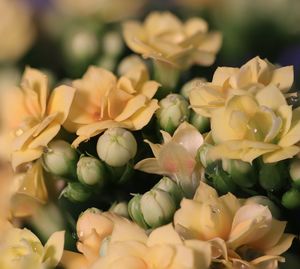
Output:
[[64, 65, 160, 147], [91, 223, 211, 269], [0, 0, 35, 62], [0, 67, 75, 169], [174, 182, 295, 269], [190, 56, 294, 117], [135, 122, 204, 197], [123, 11, 222, 69], [53, 0, 145, 22], [0, 226, 64, 269], [208, 85, 300, 163]]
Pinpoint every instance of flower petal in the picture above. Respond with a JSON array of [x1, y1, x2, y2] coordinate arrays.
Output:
[[147, 224, 182, 247], [12, 148, 43, 170], [43, 231, 65, 267], [263, 146, 300, 163]]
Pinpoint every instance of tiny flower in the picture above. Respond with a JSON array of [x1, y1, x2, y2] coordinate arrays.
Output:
[[109, 201, 129, 219], [61, 182, 91, 203], [0, 226, 64, 269], [97, 128, 137, 167], [190, 56, 294, 117], [42, 140, 78, 179], [156, 94, 190, 134], [77, 156, 106, 186], [64, 66, 159, 147], [123, 11, 222, 70], [140, 189, 177, 228], [0, 67, 75, 169], [154, 176, 183, 205], [135, 122, 204, 197]]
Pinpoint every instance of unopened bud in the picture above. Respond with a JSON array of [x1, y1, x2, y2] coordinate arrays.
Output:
[[42, 140, 78, 179], [128, 194, 149, 229], [282, 188, 300, 209], [77, 156, 106, 187], [61, 182, 91, 203], [156, 94, 190, 134], [189, 111, 210, 133], [245, 196, 280, 218], [97, 128, 137, 167], [289, 158, 300, 188], [140, 189, 176, 228], [109, 201, 129, 218]]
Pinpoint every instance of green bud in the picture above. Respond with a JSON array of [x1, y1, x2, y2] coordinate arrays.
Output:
[[77, 156, 106, 187], [245, 196, 281, 218], [128, 195, 149, 229], [117, 55, 145, 77], [197, 143, 213, 168], [61, 182, 91, 203], [140, 189, 176, 228], [97, 128, 137, 167], [222, 159, 257, 188], [109, 201, 129, 218], [282, 188, 300, 209], [154, 177, 183, 206], [259, 162, 287, 192], [180, 78, 205, 99], [102, 31, 123, 57], [156, 94, 190, 134], [189, 111, 210, 133], [289, 158, 300, 188], [42, 140, 78, 179]]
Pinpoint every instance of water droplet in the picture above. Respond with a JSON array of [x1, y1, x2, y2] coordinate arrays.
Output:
[[15, 128, 24, 136], [72, 231, 78, 240]]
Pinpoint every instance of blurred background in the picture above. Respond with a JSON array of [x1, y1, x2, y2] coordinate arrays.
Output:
[[1, 0, 300, 88]]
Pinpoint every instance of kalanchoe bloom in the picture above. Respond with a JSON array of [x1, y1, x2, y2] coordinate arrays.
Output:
[[42, 140, 79, 179], [64, 64, 160, 147], [90, 223, 211, 269], [97, 128, 137, 167], [174, 182, 295, 269], [0, 223, 64, 269], [0, 0, 35, 63], [135, 122, 204, 197], [190, 56, 294, 117], [123, 11, 222, 69], [0, 67, 75, 169], [207, 86, 300, 163], [156, 94, 190, 134], [77, 156, 106, 186]]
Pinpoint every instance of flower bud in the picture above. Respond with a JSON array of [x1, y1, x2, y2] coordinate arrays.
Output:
[[222, 159, 257, 188], [197, 143, 213, 168], [154, 177, 183, 206], [42, 140, 78, 179], [189, 111, 210, 133], [156, 94, 190, 134], [140, 189, 176, 228], [180, 78, 205, 99], [282, 188, 300, 209], [245, 196, 281, 219], [61, 182, 91, 203], [77, 156, 107, 187], [289, 158, 300, 188], [102, 31, 123, 57], [117, 55, 145, 76], [97, 128, 137, 167], [128, 194, 149, 229], [109, 201, 129, 218], [259, 162, 287, 192]]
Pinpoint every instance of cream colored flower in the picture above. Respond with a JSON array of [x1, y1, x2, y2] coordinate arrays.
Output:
[[91, 223, 211, 269], [53, 0, 145, 22], [174, 182, 295, 269], [135, 122, 204, 197], [64, 65, 160, 147], [190, 56, 294, 117], [0, 226, 64, 269], [123, 11, 222, 69], [0, 0, 35, 62], [0, 67, 75, 169], [208, 86, 300, 163]]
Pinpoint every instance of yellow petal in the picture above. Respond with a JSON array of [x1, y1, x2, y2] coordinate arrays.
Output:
[[44, 231, 65, 267], [255, 85, 287, 110], [193, 182, 218, 203], [134, 158, 166, 175], [61, 251, 89, 269], [265, 234, 295, 256], [12, 148, 43, 170], [270, 65, 293, 92], [13, 125, 38, 151], [197, 32, 223, 53], [21, 67, 49, 117], [147, 245, 174, 268], [47, 85, 76, 124], [212, 67, 239, 86], [277, 105, 292, 137], [147, 224, 182, 247], [263, 146, 300, 163], [33, 113, 58, 137], [184, 17, 208, 35], [143, 140, 161, 158], [139, 80, 160, 99]]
